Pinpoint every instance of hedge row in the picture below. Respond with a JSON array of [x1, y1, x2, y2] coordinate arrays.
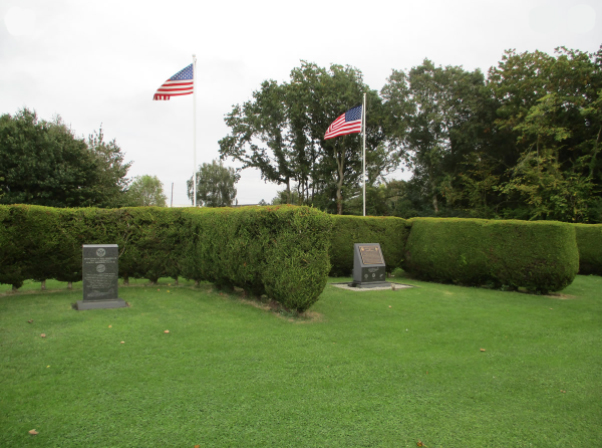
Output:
[[0, 205, 185, 287], [402, 218, 579, 293], [329, 215, 409, 276], [1, 205, 589, 302], [179, 206, 332, 311], [573, 223, 602, 275], [0, 205, 332, 311]]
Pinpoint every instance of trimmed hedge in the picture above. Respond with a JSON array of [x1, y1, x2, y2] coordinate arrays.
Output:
[[0, 205, 185, 287], [573, 223, 602, 275], [0, 205, 332, 312], [180, 205, 332, 311], [329, 215, 410, 276], [402, 218, 579, 293]]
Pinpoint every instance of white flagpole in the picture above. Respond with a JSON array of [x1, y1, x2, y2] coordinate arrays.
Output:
[[362, 92, 366, 217], [193, 54, 197, 207]]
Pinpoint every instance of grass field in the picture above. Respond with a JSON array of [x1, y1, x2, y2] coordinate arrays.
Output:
[[1, 274, 601, 447]]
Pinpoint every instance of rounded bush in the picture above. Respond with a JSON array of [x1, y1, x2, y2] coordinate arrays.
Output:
[[403, 218, 579, 293], [573, 223, 602, 275]]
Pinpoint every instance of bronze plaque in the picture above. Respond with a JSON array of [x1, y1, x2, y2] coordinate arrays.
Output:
[[359, 245, 384, 265]]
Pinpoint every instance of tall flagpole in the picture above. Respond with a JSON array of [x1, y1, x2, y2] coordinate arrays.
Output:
[[193, 54, 197, 207], [362, 92, 366, 217]]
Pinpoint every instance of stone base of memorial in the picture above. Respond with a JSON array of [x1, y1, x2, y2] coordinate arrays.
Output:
[[76, 244, 128, 311], [348, 243, 392, 289], [348, 280, 392, 288], [76, 298, 127, 310]]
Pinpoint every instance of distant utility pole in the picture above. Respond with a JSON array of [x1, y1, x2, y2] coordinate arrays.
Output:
[[170, 182, 174, 207]]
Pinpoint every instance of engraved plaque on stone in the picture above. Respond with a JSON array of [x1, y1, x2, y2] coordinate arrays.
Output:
[[350, 243, 390, 288], [76, 244, 127, 310], [359, 246, 385, 265]]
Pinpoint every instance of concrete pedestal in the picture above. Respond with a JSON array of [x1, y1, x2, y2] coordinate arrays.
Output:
[[76, 299, 128, 310]]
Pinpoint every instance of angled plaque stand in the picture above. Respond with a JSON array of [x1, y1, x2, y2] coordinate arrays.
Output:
[[76, 244, 127, 310], [349, 243, 391, 289]]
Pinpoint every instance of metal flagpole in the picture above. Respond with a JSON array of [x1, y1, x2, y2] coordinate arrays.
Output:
[[362, 92, 366, 217], [193, 54, 197, 207]]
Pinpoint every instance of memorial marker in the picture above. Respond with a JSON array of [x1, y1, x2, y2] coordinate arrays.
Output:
[[349, 243, 391, 288], [76, 244, 127, 310]]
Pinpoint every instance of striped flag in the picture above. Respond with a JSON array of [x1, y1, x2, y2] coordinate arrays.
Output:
[[324, 105, 363, 140], [153, 64, 194, 100]]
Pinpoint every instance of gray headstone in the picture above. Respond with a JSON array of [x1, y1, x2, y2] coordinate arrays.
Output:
[[349, 243, 391, 288], [76, 244, 127, 310]]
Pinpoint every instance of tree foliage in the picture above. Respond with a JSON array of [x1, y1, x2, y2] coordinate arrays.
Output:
[[126, 175, 167, 207], [380, 47, 602, 223], [220, 61, 394, 214], [0, 109, 131, 208], [381, 60, 490, 215], [187, 159, 240, 207], [86, 127, 132, 208]]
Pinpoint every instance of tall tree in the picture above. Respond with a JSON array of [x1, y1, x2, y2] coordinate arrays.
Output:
[[126, 175, 167, 207], [187, 159, 240, 207], [382, 60, 488, 214], [0, 109, 132, 208], [0, 109, 97, 207], [220, 61, 392, 214], [219, 81, 296, 202], [86, 127, 132, 208], [487, 47, 602, 222], [288, 62, 390, 214]]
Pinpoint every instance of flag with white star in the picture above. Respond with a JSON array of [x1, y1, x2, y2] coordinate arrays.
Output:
[[153, 64, 194, 100]]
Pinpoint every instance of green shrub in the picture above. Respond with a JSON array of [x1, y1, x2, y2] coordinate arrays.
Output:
[[573, 223, 602, 275], [0, 205, 53, 288], [329, 215, 410, 276], [181, 205, 332, 311], [0, 205, 332, 310], [403, 218, 579, 293], [0, 206, 186, 287], [109, 207, 185, 284]]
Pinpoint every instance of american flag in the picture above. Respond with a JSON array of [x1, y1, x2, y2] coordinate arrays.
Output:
[[324, 105, 363, 140], [153, 64, 194, 100]]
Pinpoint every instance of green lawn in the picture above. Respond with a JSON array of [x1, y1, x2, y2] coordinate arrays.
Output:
[[1, 275, 601, 447]]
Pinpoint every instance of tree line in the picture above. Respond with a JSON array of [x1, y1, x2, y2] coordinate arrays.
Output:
[[3, 46, 600, 222], [220, 46, 602, 222], [0, 109, 167, 208]]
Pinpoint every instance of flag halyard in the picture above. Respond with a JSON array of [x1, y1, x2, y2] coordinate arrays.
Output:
[[324, 105, 363, 140], [153, 63, 194, 101]]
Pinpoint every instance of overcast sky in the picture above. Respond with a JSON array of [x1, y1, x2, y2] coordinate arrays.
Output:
[[2, 0, 600, 206]]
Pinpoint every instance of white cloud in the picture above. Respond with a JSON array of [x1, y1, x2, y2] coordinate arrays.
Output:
[[4, 7, 36, 36]]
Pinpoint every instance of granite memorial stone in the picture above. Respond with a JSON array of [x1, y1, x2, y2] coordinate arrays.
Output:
[[76, 244, 127, 310], [349, 243, 391, 288]]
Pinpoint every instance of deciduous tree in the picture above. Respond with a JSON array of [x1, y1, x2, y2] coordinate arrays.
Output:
[[187, 159, 240, 207], [220, 61, 392, 214], [0, 109, 132, 208], [126, 175, 167, 207]]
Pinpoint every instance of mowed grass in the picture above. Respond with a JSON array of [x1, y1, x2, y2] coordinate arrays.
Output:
[[1, 275, 601, 448]]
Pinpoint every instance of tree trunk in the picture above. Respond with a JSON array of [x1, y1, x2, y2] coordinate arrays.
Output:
[[286, 178, 291, 204], [68, 282, 73, 290], [123, 276, 129, 286], [429, 167, 439, 213], [41, 280, 46, 290], [335, 147, 345, 215]]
